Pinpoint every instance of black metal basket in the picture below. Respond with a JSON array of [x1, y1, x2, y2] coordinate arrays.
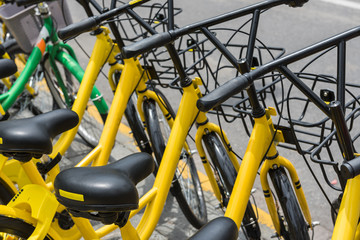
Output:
[[143, 26, 285, 95], [226, 28, 360, 190], [112, 0, 182, 44]]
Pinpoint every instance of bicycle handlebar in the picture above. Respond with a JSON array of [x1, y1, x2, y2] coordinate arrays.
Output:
[[121, 0, 308, 59], [57, 0, 151, 41], [5, 0, 54, 6], [58, 17, 98, 40], [287, 0, 308, 7], [121, 31, 173, 58], [198, 26, 360, 113], [197, 74, 252, 112]]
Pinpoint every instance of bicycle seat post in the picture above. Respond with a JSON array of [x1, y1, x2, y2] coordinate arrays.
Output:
[[329, 101, 355, 161]]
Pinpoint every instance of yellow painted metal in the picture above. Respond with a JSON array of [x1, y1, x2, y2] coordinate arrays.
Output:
[[2, 159, 35, 189], [277, 155, 312, 228], [355, 223, 360, 240], [1, 77, 12, 89], [0, 156, 19, 194], [8, 184, 59, 240], [93, 58, 142, 166], [130, 187, 158, 219], [76, 145, 102, 167], [121, 221, 140, 240], [194, 111, 240, 205], [332, 175, 360, 239], [108, 62, 125, 92], [96, 224, 118, 238], [260, 160, 281, 234], [225, 115, 273, 228], [25, 83, 36, 96], [20, 161, 48, 189], [0, 204, 39, 226], [195, 127, 222, 203], [64, 217, 98, 240], [50, 27, 114, 160], [0, 104, 5, 116], [136, 83, 199, 239]]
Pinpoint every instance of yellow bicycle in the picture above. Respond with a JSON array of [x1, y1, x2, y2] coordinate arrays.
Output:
[[0, 0, 309, 239], [0, 0, 208, 238], [193, 26, 360, 240]]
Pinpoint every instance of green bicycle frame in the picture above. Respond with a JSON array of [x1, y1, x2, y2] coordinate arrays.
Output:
[[0, 5, 108, 116]]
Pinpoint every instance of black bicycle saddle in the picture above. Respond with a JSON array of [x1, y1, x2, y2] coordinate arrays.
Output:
[[54, 152, 154, 213], [0, 109, 79, 159]]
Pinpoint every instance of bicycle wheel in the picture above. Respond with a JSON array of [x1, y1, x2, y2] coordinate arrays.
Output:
[[42, 56, 105, 147], [269, 167, 310, 240], [143, 89, 207, 229], [202, 132, 261, 239], [124, 92, 152, 154], [0, 215, 52, 239]]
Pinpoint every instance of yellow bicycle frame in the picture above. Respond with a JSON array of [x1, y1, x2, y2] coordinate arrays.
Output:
[[222, 107, 312, 237], [332, 175, 360, 239], [0, 72, 237, 239]]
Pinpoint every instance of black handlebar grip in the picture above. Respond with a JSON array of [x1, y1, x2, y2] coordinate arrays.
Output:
[[121, 32, 173, 59], [341, 157, 360, 180], [15, 0, 45, 6], [58, 17, 98, 40], [286, 0, 308, 7], [0, 59, 17, 79], [197, 74, 251, 112]]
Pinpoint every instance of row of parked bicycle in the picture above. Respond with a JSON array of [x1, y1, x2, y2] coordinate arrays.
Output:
[[0, 0, 358, 239]]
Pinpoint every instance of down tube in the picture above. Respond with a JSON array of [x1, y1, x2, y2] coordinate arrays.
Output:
[[224, 115, 273, 228], [332, 175, 360, 240], [136, 83, 199, 239]]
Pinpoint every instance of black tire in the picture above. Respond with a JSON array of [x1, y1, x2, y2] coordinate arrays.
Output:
[[0, 178, 16, 204], [203, 132, 261, 239], [124, 93, 152, 155], [143, 90, 207, 229], [42, 56, 105, 148], [269, 167, 310, 240], [0, 215, 52, 239]]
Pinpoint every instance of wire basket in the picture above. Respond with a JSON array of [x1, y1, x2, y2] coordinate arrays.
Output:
[[222, 34, 360, 191], [0, 0, 72, 53], [232, 70, 360, 149], [111, 0, 182, 44], [144, 27, 285, 93]]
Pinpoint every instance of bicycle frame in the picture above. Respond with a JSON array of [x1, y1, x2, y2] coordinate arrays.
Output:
[[220, 106, 312, 235], [0, 6, 110, 188], [0, 3, 108, 116], [195, 26, 360, 240], [0, 24, 182, 239], [333, 176, 360, 239], [0, 62, 236, 240]]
